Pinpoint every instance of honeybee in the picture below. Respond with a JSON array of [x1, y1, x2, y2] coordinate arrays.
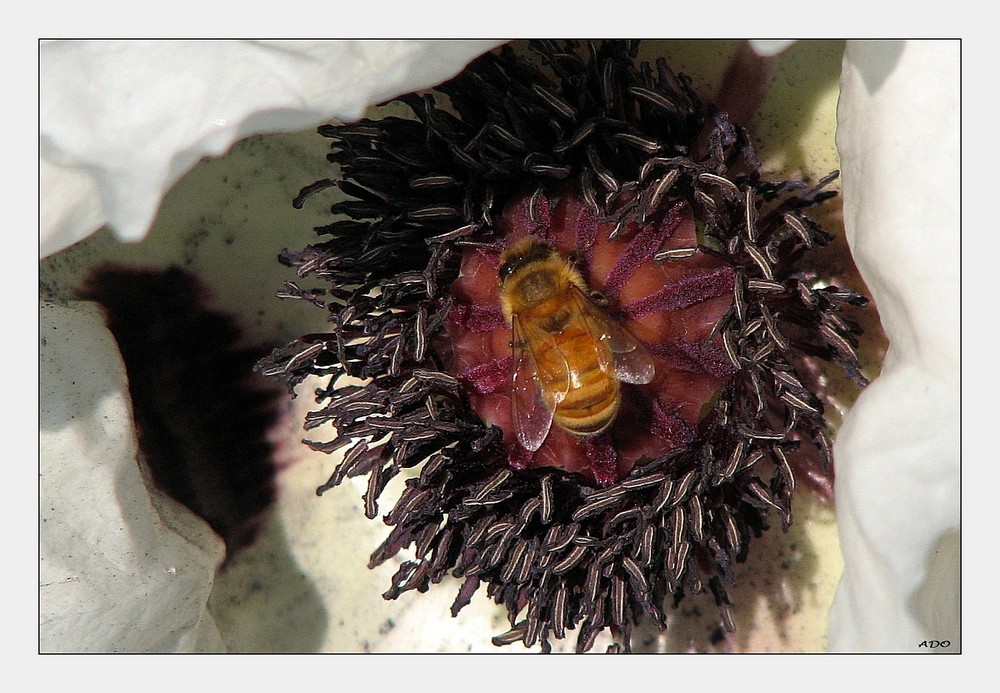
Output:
[[497, 236, 655, 452]]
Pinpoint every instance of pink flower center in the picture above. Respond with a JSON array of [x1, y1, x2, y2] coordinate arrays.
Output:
[[442, 187, 737, 485]]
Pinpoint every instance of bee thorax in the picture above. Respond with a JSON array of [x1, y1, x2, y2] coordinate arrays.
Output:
[[541, 309, 572, 334], [515, 269, 560, 305]]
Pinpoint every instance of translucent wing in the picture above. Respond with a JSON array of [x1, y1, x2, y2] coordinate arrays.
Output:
[[511, 314, 568, 451], [571, 286, 656, 385]]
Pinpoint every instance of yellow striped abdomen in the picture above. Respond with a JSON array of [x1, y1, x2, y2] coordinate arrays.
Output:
[[533, 325, 620, 436]]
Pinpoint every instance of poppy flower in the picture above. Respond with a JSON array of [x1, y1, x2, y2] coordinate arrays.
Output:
[[38, 39, 958, 654]]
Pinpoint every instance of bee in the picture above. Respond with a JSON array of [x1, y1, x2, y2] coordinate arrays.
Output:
[[497, 236, 655, 451]]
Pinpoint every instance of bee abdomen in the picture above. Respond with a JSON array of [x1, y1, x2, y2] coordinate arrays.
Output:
[[555, 371, 620, 435]]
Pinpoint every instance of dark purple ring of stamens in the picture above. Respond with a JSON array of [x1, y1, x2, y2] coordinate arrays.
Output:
[[259, 40, 870, 652]]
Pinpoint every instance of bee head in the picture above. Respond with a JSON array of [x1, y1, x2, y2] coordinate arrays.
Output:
[[498, 236, 556, 282]]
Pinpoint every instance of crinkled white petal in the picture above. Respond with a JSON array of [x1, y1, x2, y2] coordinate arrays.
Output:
[[39, 39, 504, 258], [829, 40, 960, 652], [39, 301, 227, 652]]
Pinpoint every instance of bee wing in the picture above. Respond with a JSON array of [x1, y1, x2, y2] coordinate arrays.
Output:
[[511, 315, 567, 452], [571, 286, 656, 385]]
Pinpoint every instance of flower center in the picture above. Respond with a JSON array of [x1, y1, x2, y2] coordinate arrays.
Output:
[[442, 185, 737, 485]]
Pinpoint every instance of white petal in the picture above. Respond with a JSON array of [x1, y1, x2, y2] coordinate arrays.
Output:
[[39, 40, 504, 257], [40, 301, 227, 652], [829, 40, 960, 652]]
